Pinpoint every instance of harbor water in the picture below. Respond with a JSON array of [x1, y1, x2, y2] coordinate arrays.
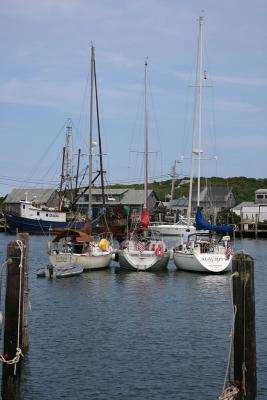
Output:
[[0, 233, 266, 399]]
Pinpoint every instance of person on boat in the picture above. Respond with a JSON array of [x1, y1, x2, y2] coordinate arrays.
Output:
[[183, 229, 191, 248]]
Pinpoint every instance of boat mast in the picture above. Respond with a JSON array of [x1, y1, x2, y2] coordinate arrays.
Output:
[[144, 60, 149, 211], [197, 16, 204, 207], [65, 120, 73, 191], [170, 160, 177, 201], [59, 119, 73, 210], [88, 46, 94, 220], [93, 51, 106, 211], [187, 15, 204, 223]]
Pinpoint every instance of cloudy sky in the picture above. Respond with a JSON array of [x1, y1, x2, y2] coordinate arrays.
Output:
[[0, 0, 266, 196]]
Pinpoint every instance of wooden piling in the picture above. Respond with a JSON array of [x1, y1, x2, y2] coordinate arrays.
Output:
[[1, 235, 29, 400], [232, 252, 257, 400], [18, 233, 29, 352]]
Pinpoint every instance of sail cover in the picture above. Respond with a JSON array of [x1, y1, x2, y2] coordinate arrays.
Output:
[[140, 208, 149, 228], [195, 207, 233, 234]]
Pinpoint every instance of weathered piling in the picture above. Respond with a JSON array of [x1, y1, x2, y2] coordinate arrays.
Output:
[[19, 234, 29, 352], [232, 252, 257, 400], [1, 234, 29, 400]]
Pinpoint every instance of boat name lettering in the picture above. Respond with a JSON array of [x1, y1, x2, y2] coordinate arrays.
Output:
[[200, 256, 225, 263], [129, 253, 153, 258]]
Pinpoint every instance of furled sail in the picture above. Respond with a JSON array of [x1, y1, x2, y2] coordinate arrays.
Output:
[[195, 207, 233, 234]]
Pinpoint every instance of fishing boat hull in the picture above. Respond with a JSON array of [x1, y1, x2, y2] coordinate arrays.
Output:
[[49, 252, 113, 271], [119, 249, 170, 272], [173, 251, 232, 273], [5, 212, 83, 234]]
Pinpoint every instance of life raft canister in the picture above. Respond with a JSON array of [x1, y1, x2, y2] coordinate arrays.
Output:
[[155, 245, 163, 257]]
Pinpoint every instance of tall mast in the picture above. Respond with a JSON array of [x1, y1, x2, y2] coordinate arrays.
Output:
[[93, 51, 106, 210], [88, 46, 94, 220], [65, 120, 73, 191], [170, 160, 177, 201], [187, 15, 204, 223], [197, 16, 204, 206], [144, 60, 148, 210]]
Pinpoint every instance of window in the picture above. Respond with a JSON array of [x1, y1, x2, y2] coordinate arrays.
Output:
[[257, 195, 263, 199], [37, 212, 40, 216]]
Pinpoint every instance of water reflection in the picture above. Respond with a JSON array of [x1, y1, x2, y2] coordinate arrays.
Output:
[[0, 234, 266, 399]]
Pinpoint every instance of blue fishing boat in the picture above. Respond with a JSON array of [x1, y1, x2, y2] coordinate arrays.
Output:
[[5, 199, 84, 234]]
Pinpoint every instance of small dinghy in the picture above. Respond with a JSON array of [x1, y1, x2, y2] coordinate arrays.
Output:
[[54, 263, 83, 278], [37, 268, 46, 278], [37, 264, 54, 278]]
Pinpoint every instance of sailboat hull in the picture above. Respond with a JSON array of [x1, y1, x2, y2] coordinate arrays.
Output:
[[49, 252, 112, 271], [119, 250, 170, 272], [173, 251, 232, 273]]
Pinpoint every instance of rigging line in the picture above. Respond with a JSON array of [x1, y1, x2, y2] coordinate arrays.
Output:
[[28, 121, 67, 179], [147, 72, 162, 155], [127, 73, 144, 184], [38, 149, 63, 184], [72, 117, 88, 152], [77, 57, 91, 140], [0, 175, 59, 184]]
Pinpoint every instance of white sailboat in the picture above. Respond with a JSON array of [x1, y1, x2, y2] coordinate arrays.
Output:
[[173, 16, 233, 274], [148, 163, 195, 238], [149, 217, 195, 238], [49, 46, 113, 271], [119, 61, 170, 272]]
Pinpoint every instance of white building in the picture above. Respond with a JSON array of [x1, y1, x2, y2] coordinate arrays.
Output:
[[231, 189, 267, 223]]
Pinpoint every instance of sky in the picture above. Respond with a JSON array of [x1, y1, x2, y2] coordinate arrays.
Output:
[[0, 0, 266, 196]]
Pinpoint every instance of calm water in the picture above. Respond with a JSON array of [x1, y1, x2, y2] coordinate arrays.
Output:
[[0, 233, 266, 400]]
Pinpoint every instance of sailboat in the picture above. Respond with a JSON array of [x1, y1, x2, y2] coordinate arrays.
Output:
[[49, 46, 113, 271], [118, 62, 170, 272], [148, 161, 195, 238], [173, 16, 233, 274]]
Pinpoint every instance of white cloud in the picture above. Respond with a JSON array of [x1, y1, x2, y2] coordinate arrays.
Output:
[[0, 78, 84, 111], [217, 134, 267, 151], [2, 0, 121, 20], [215, 100, 261, 113]]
